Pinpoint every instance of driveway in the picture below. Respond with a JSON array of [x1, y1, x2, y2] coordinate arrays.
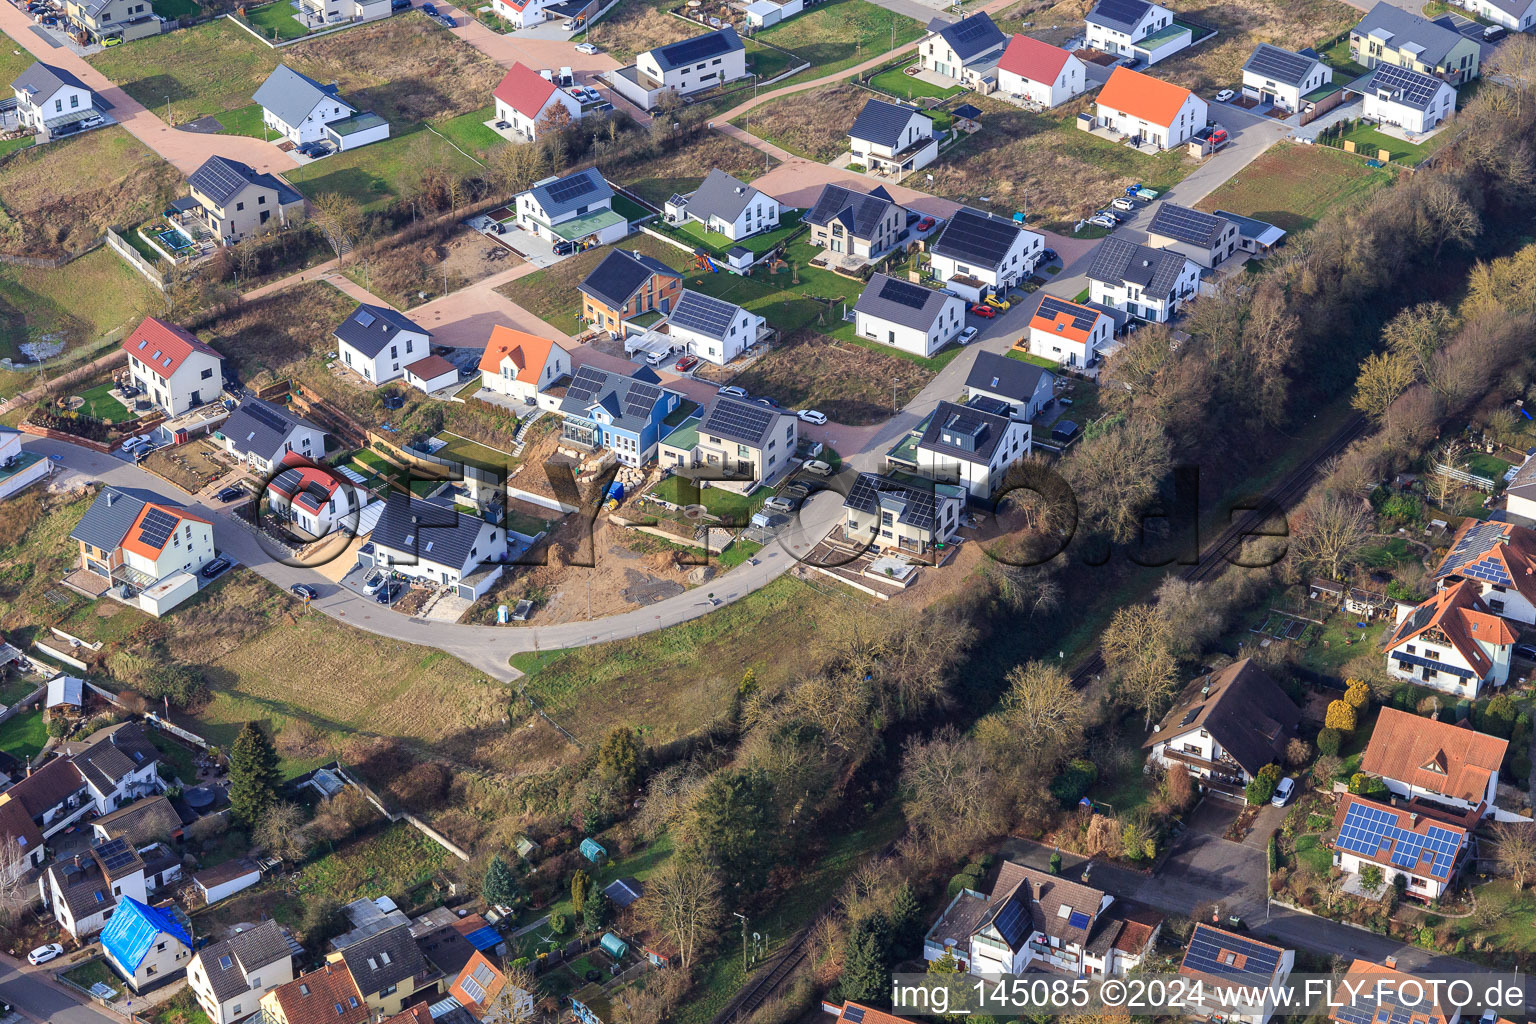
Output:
[[0, 955, 120, 1024]]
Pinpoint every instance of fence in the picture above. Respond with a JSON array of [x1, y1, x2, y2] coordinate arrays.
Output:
[[105, 227, 169, 291], [1433, 462, 1496, 491], [0, 683, 45, 725], [222, 8, 372, 48]]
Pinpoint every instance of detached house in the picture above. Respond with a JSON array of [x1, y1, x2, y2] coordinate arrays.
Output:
[[1145, 659, 1301, 797], [1330, 960, 1461, 1024], [805, 183, 908, 260], [329, 923, 434, 1018], [221, 398, 327, 474], [555, 364, 683, 466], [494, 62, 583, 143], [613, 27, 748, 107], [964, 350, 1054, 422], [1241, 43, 1332, 112], [659, 395, 796, 489], [267, 452, 364, 539], [101, 896, 193, 993], [333, 303, 432, 386], [70, 487, 217, 613], [911, 399, 1030, 500], [261, 962, 369, 1024], [842, 472, 964, 558], [184, 155, 305, 245], [1350, 2, 1480, 85], [0, 756, 88, 855], [928, 207, 1043, 300], [188, 919, 295, 1024], [853, 273, 965, 358], [298, 0, 393, 26], [367, 492, 507, 599], [254, 65, 389, 150], [0, 797, 44, 872], [63, 0, 163, 45], [665, 169, 780, 242], [70, 721, 162, 815], [665, 290, 765, 365], [1177, 925, 1295, 1024], [121, 316, 223, 417], [1361, 708, 1508, 821], [1025, 294, 1116, 368], [1094, 66, 1206, 150], [514, 168, 628, 249], [477, 326, 571, 408], [1453, 0, 1535, 30], [919, 12, 1008, 87], [1086, 236, 1199, 322], [847, 98, 939, 176], [1384, 580, 1513, 696], [1433, 518, 1536, 624], [997, 33, 1086, 107], [10, 62, 98, 142], [1361, 64, 1456, 134], [1145, 202, 1241, 269], [1332, 796, 1469, 900], [1084, 0, 1189, 64], [578, 249, 683, 331]]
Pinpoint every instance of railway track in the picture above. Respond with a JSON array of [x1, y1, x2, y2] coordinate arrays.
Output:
[[711, 415, 1372, 1024]]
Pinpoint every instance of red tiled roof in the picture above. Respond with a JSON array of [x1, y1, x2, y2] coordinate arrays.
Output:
[[1331, 960, 1452, 1024], [448, 951, 507, 1015], [119, 502, 212, 561], [493, 62, 557, 121], [1361, 707, 1506, 805], [270, 452, 343, 511], [1096, 66, 1194, 127], [121, 316, 220, 381], [266, 963, 368, 1024], [478, 326, 561, 383], [998, 33, 1072, 85], [1385, 580, 1515, 675]]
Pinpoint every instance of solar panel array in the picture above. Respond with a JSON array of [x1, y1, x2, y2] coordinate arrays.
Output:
[[936, 209, 1023, 267], [1150, 203, 1224, 247], [992, 894, 1031, 946], [1335, 800, 1463, 878], [878, 277, 934, 310], [659, 31, 733, 67], [848, 474, 937, 531], [670, 291, 739, 339], [1093, 0, 1151, 26], [1183, 924, 1282, 981], [706, 397, 775, 443], [1066, 910, 1091, 931], [243, 400, 295, 434], [1245, 43, 1316, 84], [1333, 985, 1439, 1024], [843, 1006, 867, 1024], [1441, 522, 1512, 584], [355, 308, 376, 328], [544, 172, 599, 206], [624, 381, 663, 419], [566, 365, 610, 405], [1037, 295, 1098, 331], [190, 158, 252, 202], [948, 14, 998, 45], [1371, 63, 1443, 108], [98, 837, 138, 873], [136, 507, 181, 550]]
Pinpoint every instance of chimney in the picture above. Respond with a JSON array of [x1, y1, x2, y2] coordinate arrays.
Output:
[[74, 853, 81, 869], [105, 491, 115, 506], [1200, 685, 1210, 697], [1384, 955, 1398, 970]]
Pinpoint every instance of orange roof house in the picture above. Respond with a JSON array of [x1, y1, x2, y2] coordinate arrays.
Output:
[[1096, 66, 1198, 127], [478, 326, 570, 402], [1329, 959, 1456, 1024], [448, 951, 507, 1016], [1361, 707, 1507, 811], [117, 503, 212, 562], [262, 962, 368, 1024], [1027, 295, 1111, 345], [1384, 580, 1515, 694]]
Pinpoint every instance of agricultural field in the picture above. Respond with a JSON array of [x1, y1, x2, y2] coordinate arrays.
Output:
[[0, 127, 182, 258], [608, 130, 774, 207], [284, 128, 484, 210], [922, 94, 1194, 231], [1147, 0, 1359, 94], [1195, 142, 1393, 232], [732, 83, 870, 161]]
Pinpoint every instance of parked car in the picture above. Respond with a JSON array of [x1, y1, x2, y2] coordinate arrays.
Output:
[[1515, 643, 1536, 661], [421, 2, 438, 13], [984, 294, 1010, 310], [576, 41, 599, 54], [438, 13, 455, 25], [120, 436, 145, 453], [958, 326, 978, 345], [754, 397, 781, 408], [362, 570, 387, 596], [803, 459, 832, 476], [391, 0, 410, 9], [199, 557, 231, 579], [1484, 23, 1507, 39], [915, 216, 936, 232], [1271, 776, 1296, 807], [1215, 88, 1234, 102], [673, 354, 699, 372], [290, 583, 319, 601], [1040, 247, 1057, 264], [376, 581, 405, 604], [763, 494, 798, 514], [1110, 196, 1136, 212], [1097, 210, 1124, 225], [781, 482, 810, 502], [1088, 214, 1117, 229], [719, 385, 747, 398], [797, 409, 827, 425], [216, 485, 244, 502], [969, 304, 996, 318], [1208, 128, 1229, 147], [28, 944, 63, 966], [644, 349, 669, 366], [512, 599, 534, 621]]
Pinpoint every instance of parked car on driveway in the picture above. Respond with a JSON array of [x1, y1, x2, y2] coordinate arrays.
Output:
[[673, 354, 699, 372], [916, 216, 936, 232], [797, 409, 827, 425], [984, 294, 1010, 310], [1088, 214, 1117, 229], [1215, 88, 1234, 102], [421, 2, 438, 12], [1040, 247, 1057, 263], [958, 326, 978, 345], [216, 485, 244, 503], [969, 304, 996, 318], [576, 42, 599, 54], [28, 944, 63, 966], [376, 581, 405, 604], [719, 385, 747, 398], [1110, 196, 1136, 212], [200, 557, 231, 579], [362, 570, 387, 596], [1271, 776, 1295, 807], [803, 459, 832, 476]]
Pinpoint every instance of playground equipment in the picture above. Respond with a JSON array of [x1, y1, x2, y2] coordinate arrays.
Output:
[[692, 251, 719, 273]]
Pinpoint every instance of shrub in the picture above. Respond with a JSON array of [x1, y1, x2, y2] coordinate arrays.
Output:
[[1479, 694, 1517, 738], [1348, 773, 1387, 798], [1050, 758, 1098, 806], [1325, 700, 1358, 733], [1317, 728, 1342, 756], [548, 911, 571, 936], [1246, 764, 1282, 805], [1049, 851, 1062, 875], [1344, 679, 1370, 710]]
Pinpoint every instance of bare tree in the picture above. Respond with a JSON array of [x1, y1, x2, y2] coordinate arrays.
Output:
[[1430, 440, 1467, 508], [1488, 33, 1536, 116], [483, 963, 539, 1024], [900, 727, 1004, 857], [254, 802, 312, 865], [310, 192, 363, 265], [1494, 821, 1536, 890], [1291, 492, 1371, 580], [1101, 605, 1180, 728], [1351, 351, 1418, 425], [999, 661, 1087, 771], [639, 858, 723, 972], [0, 838, 32, 928], [1062, 418, 1172, 544]]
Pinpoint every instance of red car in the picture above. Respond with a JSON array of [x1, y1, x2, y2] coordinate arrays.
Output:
[[673, 355, 699, 372], [969, 304, 996, 318], [916, 217, 936, 232]]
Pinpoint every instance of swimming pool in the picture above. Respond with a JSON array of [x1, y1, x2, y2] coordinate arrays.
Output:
[[156, 225, 195, 254]]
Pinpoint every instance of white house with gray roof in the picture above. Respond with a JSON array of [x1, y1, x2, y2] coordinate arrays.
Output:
[[919, 11, 1008, 87], [805, 183, 907, 259], [1361, 63, 1456, 133], [188, 920, 294, 1024], [964, 350, 1055, 422], [1084, 0, 1188, 64], [221, 398, 327, 474], [333, 303, 431, 386], [365, 492, 507, 598], [10, 62, 99, 141], [1452, 0, 1535, 30], [660, 394, 796, 488], [848, 98, 938, 176], [514, 168, 628, 247], [928, 207, 1043, 300], [664, 169, 779, 242], [664, 290, 764, 365], [253, 65, 388, 150], [854, 274, 965, 358], [1086, 237, 1199, 322], [910, 399, 1029, 500], [1241, 43, 1331, 112], [1145, 202, 1241, 269]]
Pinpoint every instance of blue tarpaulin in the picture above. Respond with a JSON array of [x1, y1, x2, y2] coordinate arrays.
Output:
[[463, 925, 501, 951]]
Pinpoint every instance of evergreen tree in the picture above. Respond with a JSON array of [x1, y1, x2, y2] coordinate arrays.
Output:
[[483, 855, 520, 908], [689, 766, 777, 888], [595, 727, 642, 791], [841, 916, 890, 1004], [571, 869, 590, 914], [582, 883, 609, 934], [228, 722, 280, 827], [888, 882, 923, 958]]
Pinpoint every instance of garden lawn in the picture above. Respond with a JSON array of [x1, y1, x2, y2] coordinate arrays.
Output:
[[753, 0, 923, 86], [1293, 833, 1333, 875], [243, 0, 310, 41], [649, 475, 765, 521], [433, 105, 506, 159], [1465, 451, 1512, 481], [285, 128, 483, 211], [0, 248, 157, 384], [146, 987, 214, 1024], [74, 382, 132, 422], [1330, 122, 1439, 164], [495, 235, 684, 336], [665, 210, 804, 256], [0, 32, 37, 87], [0, 710, 46, 762], [1318, 34, 1371, 78], [215, 102, 269, 139], [866, 56, 965, 101], [87, 20, 281, 123], [744, 39, 800, 81], [1195, 143, 1393, 233], [151, 0, 202, 17], [62, 959, 123, 1000]]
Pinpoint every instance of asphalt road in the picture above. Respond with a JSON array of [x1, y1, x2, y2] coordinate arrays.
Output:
[[0, 956, 118, 1024]]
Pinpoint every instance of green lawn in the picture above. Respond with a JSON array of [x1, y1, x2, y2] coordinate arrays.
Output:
[[0, 248, 157, 384], [1293, 833, 1333, 876], [866, 56, 964, 101], [1465, 451, 1512, 481], [611, 194, 652, 223], [215, 102, 269, 139], [1318, 35, 1370, 79], [649, 475, 765, 522], [152, 0, 203, 19], [150, 731, 203, 786], [0, 32, 36, 88], [744, 39, 800, 81], [754, 0, 923, 87], [62, 959, 123, 1000], [1196, 143, 1393, 233], [74, 382, 133, 422], [0, 710, 47, 762], [243, 0, 311, 41], [432, 105, 506, 159], [663, 209, 804, 257], [1329, 122, 1439, 165], [0, 135, 35, 162], [86, 20, 281, 123], [286, 127, 484, 211]]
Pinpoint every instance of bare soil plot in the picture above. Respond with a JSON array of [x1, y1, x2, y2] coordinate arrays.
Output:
[[608, 131, 775, 207], [1194, 142, 1393, 232], [728, 328, 933, 425], [734, 83, 869, 161], [197, 281, 356, 385], [352, 225, 520, 309], [0, 127, 182, 257], [584, 0, 696, 64]]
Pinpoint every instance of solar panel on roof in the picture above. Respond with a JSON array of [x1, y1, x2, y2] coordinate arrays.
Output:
[[1245, 44, 1315, 84], [98, 838, 138, 873], [355, 309, 376, 328], [843, 1007, 867, 1024], [659, 31, 733, 67], [1370, 63, 1443, 108], [566, 365, 609, 405], [544, 174, 598, 204], [1150, 204, 1224, 247], [949, 15, 996, 43], [1037, 295, 1097, 331], [706, 398, 774, 442], [670, 292, 739, 339], [624, 381, 663, 419], [1066, 910, 1091, 930], [935, 209, 1024, 267], [137, 507, 180, 550], [1183, 925, 1282, 980], [992, 895, 1030, 946], [1093, 0, 1151, 25], [1334, 801, 1463, 879], [878, 277, 934, 310]]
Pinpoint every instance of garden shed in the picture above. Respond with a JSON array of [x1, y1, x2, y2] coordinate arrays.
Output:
[[600, 932, 629, 959]]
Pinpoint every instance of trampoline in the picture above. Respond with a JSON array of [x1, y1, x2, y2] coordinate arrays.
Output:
[[184, 786, 217, 810]]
